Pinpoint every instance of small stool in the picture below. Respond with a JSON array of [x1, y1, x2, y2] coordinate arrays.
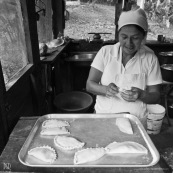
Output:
[[161, 80, 173, 126]]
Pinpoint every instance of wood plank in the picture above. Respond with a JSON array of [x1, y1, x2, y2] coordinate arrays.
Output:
[[21, 0, 40, 64], [52, 0, 65, 38], [5, 70, 34, 132], [9, 119, 36, 139]]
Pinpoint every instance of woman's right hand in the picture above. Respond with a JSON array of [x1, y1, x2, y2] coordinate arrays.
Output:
[[106, 83, 119, 98]]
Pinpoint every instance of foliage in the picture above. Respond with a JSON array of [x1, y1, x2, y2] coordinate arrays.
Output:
[[144, 0, 173, 25]]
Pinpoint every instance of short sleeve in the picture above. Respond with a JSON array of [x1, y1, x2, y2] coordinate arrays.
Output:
[[147, 55, 162, 86], [91, 47, 105, 72]]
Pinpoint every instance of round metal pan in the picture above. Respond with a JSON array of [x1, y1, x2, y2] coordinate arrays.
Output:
[[159, 51, 173, 65], [161, 64, 173, 82]]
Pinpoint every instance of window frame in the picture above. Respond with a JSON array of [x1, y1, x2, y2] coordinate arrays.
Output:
[[0, 0, 40, 149], [1, 0, 40, 91]]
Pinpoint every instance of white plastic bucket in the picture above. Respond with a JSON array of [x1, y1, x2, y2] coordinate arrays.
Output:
[[147, 104, 165, 135]]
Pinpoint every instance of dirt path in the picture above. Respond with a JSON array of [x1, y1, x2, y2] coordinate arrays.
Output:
[[65, 4, 115, 40], [65, 3, 173, 41]]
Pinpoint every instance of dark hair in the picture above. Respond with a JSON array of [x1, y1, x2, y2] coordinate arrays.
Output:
[[119, 24, 147, 37]]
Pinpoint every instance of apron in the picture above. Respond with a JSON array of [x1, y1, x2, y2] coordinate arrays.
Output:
[[95, 49, 148, 128]]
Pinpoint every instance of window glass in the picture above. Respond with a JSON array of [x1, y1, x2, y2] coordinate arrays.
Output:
[[140, 0, 173, 42], [64, 0, 115, 41], [0, 0, 28, 84]]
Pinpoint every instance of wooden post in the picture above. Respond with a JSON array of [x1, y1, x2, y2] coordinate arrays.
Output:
[[0, 61, 9, 147], [52, 0, 65, 38], [114, 0, 123, 42], [114, 0, 133, 41], [21, 0, 40, 64]]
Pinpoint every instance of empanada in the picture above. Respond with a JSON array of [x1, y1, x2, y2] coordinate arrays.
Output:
[[116, 117, 133, 134], [28, 146, 57, 163], [42, 119, 70, 128], [74, 148, 106, 165], [119, 88, 131, 94], [105, 141, 148, 154], [54, 136, 85, 151], [40, 126, 70, 136]]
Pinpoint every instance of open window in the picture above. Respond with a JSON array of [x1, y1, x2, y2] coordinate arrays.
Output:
[[64, 0, 173, 42], [0, 0, 29, 87], [64, 0, 116, 41], [141, 0, 173, 42], [0, 0, 41, 90]]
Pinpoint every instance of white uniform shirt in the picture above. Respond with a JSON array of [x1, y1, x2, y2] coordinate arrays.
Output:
[[91, 42, 162, 120]]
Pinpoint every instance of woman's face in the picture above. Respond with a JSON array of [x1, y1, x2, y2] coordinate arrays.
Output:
[[118, 25, 145, 57]]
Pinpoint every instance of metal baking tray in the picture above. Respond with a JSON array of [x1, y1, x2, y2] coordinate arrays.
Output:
[[18, 113, 160, 167]]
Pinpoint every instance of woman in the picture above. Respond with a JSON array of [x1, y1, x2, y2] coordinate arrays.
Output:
[[86, 9, 162, 128]]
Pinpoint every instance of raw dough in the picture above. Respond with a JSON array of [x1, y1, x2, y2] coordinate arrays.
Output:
[[119, 88, 131, 94], [40, 126, 70, 136], [116, 117, 133, 134], [42, 119, 70, 128], [105, 141, 148, 154], [74, 148, 106, 164], [54, 136, 85, 151], [28, 146, 57, 163]]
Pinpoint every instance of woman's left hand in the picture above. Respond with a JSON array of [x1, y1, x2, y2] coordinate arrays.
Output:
[[120, 87, 143, 102]]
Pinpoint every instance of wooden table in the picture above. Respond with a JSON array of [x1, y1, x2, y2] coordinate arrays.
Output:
[[0, 116, 172, 173]]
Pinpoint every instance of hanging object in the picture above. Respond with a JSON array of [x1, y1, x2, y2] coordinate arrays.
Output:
[[35, 0, 46, 21]]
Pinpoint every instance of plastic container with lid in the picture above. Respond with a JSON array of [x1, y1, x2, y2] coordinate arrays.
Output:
[[147, 104, 165, 135]]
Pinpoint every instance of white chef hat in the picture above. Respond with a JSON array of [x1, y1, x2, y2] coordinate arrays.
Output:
[[118, 8, 148, 32]]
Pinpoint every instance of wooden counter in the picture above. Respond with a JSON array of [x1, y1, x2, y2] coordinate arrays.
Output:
[[146, 40, 173, 46], [39, 41, 71, 101], [0, 116, 172, 173], [40, 41, 70, 65]]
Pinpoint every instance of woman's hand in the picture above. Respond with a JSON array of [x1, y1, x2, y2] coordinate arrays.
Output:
[[106, 83, 119, 97], [120, 87, 143, 102]]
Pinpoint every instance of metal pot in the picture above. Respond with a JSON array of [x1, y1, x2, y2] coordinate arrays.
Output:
[[168, 100, 173, 119], [161, 64, 173, 82], [159, 51, 173, 65]]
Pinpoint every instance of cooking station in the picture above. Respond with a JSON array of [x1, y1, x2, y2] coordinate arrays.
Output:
[[1, 1, 173, 173]]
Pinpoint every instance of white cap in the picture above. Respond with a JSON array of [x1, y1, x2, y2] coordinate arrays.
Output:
[[118, 9, 148, 32]]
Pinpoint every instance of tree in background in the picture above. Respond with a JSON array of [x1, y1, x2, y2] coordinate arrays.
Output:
[[144, 0, 173, 27]]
